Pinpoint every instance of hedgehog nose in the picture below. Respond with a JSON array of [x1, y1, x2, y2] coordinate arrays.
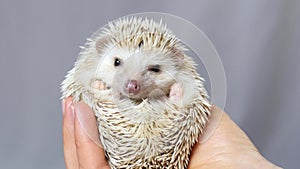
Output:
[[125, 80, 140, 94]]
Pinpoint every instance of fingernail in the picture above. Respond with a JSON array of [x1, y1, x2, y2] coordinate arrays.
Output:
[[62, 99, 65, 115], [74, 102, 103, 148], [64, 97, 74, 119]]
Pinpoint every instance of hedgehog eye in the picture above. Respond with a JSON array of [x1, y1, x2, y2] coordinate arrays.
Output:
[[148, 65, 161, 73], [114, 57, 122, 67], [138, 40, 144, 48]]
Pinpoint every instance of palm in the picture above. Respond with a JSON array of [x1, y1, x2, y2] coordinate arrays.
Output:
[[188, 106, 280, 169]]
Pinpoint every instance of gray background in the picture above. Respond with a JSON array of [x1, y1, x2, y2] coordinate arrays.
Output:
[[0, 0, 299, 168]]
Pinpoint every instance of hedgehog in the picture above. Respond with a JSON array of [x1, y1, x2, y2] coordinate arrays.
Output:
[[61, 17, 211, 169]]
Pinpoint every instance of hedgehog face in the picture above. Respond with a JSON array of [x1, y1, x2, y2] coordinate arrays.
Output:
[[110, 48, 181, 101]]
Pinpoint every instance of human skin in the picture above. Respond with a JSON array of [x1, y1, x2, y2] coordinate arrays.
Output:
[[62, 97, 282, 169]]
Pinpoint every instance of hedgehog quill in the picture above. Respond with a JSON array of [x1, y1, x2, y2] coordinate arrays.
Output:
[[61, 17, 211, 169]]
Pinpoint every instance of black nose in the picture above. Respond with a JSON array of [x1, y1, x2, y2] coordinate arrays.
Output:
[[125, 80, 140, 94]]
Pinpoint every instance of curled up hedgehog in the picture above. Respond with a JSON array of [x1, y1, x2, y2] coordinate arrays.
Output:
[[61, 17, 211, 168]]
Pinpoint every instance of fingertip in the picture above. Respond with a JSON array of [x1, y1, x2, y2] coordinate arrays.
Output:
[[74, 102, 103, 148], [62, 99, 66, 115], [63, 97, 75, 122], [62, 97, 73, 116]]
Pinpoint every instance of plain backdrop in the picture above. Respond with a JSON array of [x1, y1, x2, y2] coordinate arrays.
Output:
[[0, 0, 299, 168]]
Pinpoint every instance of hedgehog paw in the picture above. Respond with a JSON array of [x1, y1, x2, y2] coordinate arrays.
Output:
[[169, 83, 183, 106], [91, 79, 109, 90]]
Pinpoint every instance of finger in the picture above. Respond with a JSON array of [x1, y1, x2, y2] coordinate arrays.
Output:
[[62, 97, 79, 169], [74, 102, 110, 169]]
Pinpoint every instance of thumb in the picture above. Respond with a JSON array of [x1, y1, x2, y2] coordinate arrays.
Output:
[[74, 102, 110, 169]]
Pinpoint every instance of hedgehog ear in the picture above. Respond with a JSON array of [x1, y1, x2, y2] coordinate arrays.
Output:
[[95, 36, 112, 53], [170, 46, 184, 65]]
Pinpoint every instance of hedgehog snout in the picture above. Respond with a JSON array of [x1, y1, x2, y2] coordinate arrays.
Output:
[[125, 79, 140, 95]]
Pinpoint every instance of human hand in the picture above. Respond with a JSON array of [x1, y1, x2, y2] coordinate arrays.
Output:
[[62, 97, 282, 169], [188, 106, 282, 169]]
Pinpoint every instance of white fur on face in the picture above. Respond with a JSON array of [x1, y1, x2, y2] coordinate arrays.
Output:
[[111, 49, 180, 100], [93, 45, 132, 87]]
